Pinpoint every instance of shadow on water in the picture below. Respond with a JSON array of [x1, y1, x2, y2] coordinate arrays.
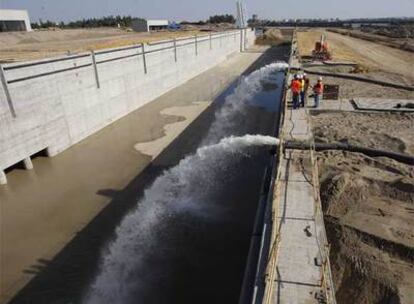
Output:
[[9, 44, 291, 304]]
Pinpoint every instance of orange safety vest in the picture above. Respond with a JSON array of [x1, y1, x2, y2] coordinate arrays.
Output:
[[291, 79, 301, 95], [313, 81, 324, 95]]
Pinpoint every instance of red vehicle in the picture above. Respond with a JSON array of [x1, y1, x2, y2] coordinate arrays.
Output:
[[312, 34, 332, 61]]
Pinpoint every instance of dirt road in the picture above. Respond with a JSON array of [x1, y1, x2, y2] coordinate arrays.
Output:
[[297, 30, 414, 85]]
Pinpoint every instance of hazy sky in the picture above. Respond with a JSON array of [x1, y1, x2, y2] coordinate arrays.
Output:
[[1, 0, 414, 23]]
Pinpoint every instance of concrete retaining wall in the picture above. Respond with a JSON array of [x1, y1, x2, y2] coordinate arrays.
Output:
[[0, 29, 256, 183]]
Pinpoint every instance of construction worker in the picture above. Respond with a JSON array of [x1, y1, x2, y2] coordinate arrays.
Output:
[[289, 74, 301, 109], [301, 73, 310, 107], [313, 77, 324, 108]]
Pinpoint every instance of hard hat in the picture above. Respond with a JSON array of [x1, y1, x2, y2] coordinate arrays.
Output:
[[298, 75, 303, 79], [318, 76, 323, 81], [303, 73, 307, 77]]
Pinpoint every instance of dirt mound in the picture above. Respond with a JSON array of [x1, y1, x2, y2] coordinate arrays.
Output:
[[326, 219, 402, 304], [317, 150, 414, 303], [312, 112, 414, 154], [256, 29, 288, 45]]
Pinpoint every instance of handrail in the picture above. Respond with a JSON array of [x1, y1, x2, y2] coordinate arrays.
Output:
[[261, 28, 337, 304], [2, 29, 246, 84], [304, 77, 337, 304], [261, 29, 295, 304]]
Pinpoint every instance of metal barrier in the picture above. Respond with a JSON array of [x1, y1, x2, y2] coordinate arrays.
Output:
[[0, 29, 250, 118], [306, 101, 337, 304], [261, 30, 295, 304], [1, 30, 244, 85]]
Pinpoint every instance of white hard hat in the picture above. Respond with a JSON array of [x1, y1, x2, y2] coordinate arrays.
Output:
[[298, 75, 303, 79], [303, 73, 307, 77], [318, 76, 323, 81]]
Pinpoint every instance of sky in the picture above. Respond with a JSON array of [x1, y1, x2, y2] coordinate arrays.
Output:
[[1, 0, 414, 23]]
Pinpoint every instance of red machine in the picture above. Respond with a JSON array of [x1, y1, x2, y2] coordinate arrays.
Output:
[[312, 34, 332, 61]]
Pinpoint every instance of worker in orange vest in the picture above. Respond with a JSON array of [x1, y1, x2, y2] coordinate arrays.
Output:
[[313, 77, 324, 108], [289, 75, 301, 109]]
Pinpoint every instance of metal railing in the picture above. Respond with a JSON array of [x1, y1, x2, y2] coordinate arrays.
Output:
[[261, 29, 336, 304], [261, 32, 294, 304], [0, 29, 250, 118]]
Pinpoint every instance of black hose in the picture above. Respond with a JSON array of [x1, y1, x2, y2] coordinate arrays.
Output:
[[289, 67, 414, 91], [284, 141, 414, 165]]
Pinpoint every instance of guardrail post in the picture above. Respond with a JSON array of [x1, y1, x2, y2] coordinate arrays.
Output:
[[91, 51, 100, 89], [240, 29, 244, 52], [209, 33, 212, 50], [244, 28, 247, 50], [0, 64, 16, 118], [195, 35, 198, 56], [141, 43, 147, 74], [173, 38, 177, 62]]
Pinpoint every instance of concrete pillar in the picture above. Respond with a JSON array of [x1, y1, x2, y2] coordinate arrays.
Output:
[[46, 147, 58, 157], [23, 157, 33, 170], [0, 170, 7, 185]]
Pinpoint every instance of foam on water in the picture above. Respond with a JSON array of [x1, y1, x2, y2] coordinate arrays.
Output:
[[84, 62, 287, 304], [203, 62, 288, 145]]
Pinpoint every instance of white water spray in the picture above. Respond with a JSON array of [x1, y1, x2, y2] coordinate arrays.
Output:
[[84, 62, 287, 304], [203, 62, 288, 145], [85, 135, 279, 304]]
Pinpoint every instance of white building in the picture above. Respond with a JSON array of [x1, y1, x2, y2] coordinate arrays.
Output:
[[0, 9, 32, 32], [131, 19, 169, 32]]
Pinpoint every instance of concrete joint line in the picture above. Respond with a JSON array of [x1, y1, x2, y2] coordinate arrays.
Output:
[[195, 35, 198, 56], [91, 51, 100, 89], [0, 65, 16, 118]]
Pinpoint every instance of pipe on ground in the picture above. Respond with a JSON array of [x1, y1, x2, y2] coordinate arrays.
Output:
[[283, 141, 414, 165]]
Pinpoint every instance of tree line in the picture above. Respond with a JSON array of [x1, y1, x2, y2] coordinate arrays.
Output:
[[30, 14, 237, 29], [31, 15, 141, 29]]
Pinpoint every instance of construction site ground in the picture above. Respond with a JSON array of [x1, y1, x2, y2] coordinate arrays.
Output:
[[0, 28, 205, 62], [297, 29, 414, 86], [296, 29, 414, 304]]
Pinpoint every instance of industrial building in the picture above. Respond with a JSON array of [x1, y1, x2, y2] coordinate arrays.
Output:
[[131, 19, 169, 32], [0, 9, 32, 32]]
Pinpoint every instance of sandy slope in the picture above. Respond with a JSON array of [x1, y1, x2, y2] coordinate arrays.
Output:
[[297, 29, 414, 85]]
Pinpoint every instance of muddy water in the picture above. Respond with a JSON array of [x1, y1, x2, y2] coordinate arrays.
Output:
[[6, 45, 291, 304], [84, 63, 287, 304]]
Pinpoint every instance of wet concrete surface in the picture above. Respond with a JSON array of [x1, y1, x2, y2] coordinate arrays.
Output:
[[2, 45, 291, 304]]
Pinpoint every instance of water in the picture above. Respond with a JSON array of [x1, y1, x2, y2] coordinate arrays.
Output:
[[84, 62, 287, 304], [203, 62, 288, 144]]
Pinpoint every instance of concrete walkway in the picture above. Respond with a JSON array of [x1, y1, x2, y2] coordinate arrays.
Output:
[[0, 46, 269, 304], [263, 94, 335, 303], [269, 107, 325, 303]]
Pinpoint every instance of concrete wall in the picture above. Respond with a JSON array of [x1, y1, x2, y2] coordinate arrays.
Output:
[[0, 29, 256, 183], [0, 9, 32, 32]]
